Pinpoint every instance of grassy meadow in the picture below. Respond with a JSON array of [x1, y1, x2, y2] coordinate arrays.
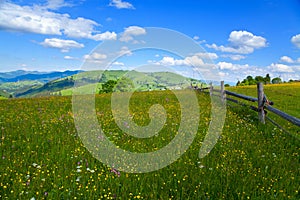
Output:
[[226, 82, 300, 135], [0, 87, 299, 199]]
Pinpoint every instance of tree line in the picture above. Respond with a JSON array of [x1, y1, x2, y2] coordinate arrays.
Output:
[[236, 74, 297, 86]]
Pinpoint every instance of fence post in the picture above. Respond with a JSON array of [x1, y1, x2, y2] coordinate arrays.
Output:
[[220, 81, 226, 103], [257, 82, 265, 124], [209, 82, 213, 96]]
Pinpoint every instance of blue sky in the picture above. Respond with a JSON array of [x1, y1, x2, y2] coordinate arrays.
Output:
[[0, 0, 300, 83]]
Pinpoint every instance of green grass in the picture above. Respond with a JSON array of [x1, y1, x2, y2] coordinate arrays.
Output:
[[0, 81, 43, 94], [0, 90, 299, 199], [226, 82, 300, 135], [227, 82, 300, 118]]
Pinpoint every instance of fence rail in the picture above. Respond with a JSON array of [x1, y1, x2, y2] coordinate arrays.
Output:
[[199, 82, 300, 128]]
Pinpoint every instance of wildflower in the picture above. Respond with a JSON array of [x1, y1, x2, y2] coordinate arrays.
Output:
[[111, 168, 120, 177], [44, 192, 48, 196], [76, 169, 81, 173]]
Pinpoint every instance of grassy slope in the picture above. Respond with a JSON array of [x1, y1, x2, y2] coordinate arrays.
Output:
[[0, 90, 299, 199], [56, 71, 197, 96], [226, 82, 300, 135], [0, 81, 43, 95], [226, 82, 300, 118]]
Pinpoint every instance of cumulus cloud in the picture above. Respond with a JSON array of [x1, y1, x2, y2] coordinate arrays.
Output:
[[109, 0, 135, 9], [155, 52, 218, 68], [268, 63, 294, 73], [119, 26, 146, 42], [119, 46, 133, 56], [206, 30, 267, 54], [83, 52, 108, 63], [271, 63, 295, 73], [112, 61, 125, 66], [156, 56, 203, 67], [40, 38, 84, 52], [64, 55, 78, 60], [221, 54, 246, 61], [291, 34, 300, 48], [217, 62, 250, 71], [279, 55, 300, 64], [193, 36, 200, 40], [0, 1, 116, 41], [194, 52, 218, 60], [280, 56, 294, 63]]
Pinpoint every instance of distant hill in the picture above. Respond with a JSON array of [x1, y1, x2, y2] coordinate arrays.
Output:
[[0, 70, 82, 83], [0, 89, 10, 98], [10, 70, 204, 98]]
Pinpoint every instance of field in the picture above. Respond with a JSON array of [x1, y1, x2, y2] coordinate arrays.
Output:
[[0, 86, 299, 199], [227, 82, 300, 135]]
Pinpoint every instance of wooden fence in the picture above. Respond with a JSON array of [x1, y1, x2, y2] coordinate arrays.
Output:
[[200, 81, 300, 127]]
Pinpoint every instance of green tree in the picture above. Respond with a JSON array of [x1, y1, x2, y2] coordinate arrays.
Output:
[[114, 77, 134, 92], [264, 74, 271, 84], [101, 80, 117, 93], [272, 77, 282, 84], [255, 76, 265, 83], [99, 73, 108, 83]]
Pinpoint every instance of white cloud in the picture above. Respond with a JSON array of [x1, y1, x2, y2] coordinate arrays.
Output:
[[217, 61, 250, 71], [46, 0, 71, 10], [83, 52, 107, 63], [64, 55, 78, 60], [0, 1, 116, 41], [193, 36, 200, 40], [218, 72, 229, 77], [112, 61, 125, 66], [291, 34, 300, 48], [40, 38, 84, 52], [62, 18, 117, 41], [155, 53, 218, 68], [206, 30, 267, 54], [109, 0, 135, 9], [156, 56, 203, 67], [280, 56, 294, 63], [221, 54, 246, 61], [194, 52, 218, 60], [119, 46, 133, 56], [119, 26, 146, 42], [268, 63, 294, 73]]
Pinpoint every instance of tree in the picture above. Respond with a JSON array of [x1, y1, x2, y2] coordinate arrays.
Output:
[[99, 73, 108, 83], [264, 74, 271, 84], [100, 80, 117, 93], [114, 77, 134, 92], [255, 76, 265, 83], [272, 77, 282, 84]]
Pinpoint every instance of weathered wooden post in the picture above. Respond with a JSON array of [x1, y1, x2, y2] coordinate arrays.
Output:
[[220, 81, 226, 103], [209, 82, 213, 96], [257, 82, 265, 124]]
